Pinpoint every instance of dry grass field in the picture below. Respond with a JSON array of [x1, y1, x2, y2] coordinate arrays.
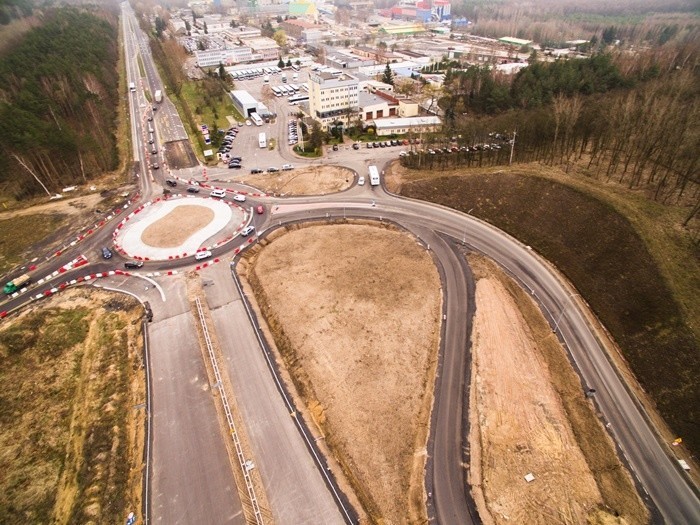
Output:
[[0, 289, 145, 524]]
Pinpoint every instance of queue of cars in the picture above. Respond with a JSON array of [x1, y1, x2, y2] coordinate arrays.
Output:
[[288, 120, 298, 146]]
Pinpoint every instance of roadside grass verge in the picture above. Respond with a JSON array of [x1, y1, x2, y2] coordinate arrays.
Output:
[[395, 164, 700, 456], [0, 213, 67, 275], [0, 291, 145, 523]]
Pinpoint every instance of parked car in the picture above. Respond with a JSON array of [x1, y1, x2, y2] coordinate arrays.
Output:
[[358, 176, 365, 186], [102, 247, 112, 259], [152, 163, 159, 169], [228, 163, 242, 169], [194, 250, 212, 261], [267, 167, 279, 173], [282, 163, 294, 171], [352, 143, 360, 150], [250, 168, 263, 174], [124, 260, 143, 269], [332, 144, 339, 151], [166, 178, 177, 187]]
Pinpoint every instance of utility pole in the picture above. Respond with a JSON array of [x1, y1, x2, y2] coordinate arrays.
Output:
[[509, 129, 517, 165]]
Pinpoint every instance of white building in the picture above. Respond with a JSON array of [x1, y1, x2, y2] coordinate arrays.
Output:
[[308, 71, 360, 130], [195, 46, 255, 67], [230, 90, 259, 118], [371, 116, 441, 136], [240, 37, 280, 61], [222, 26, 262, 43]]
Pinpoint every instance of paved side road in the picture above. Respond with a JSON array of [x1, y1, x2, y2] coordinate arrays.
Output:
[[98, 275, 246, 525], [200, 262, 348, 525]]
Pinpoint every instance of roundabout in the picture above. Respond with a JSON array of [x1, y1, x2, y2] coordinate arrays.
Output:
[[113, 196, 247, 261]]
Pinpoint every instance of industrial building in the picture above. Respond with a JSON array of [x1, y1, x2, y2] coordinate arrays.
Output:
[[230, 90, 260, 117], [308, 71, 360, 130], [371, 115, 441, 135]]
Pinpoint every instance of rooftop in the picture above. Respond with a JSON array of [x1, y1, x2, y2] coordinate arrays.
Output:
[[499, 36, 532, 46], [372, 116, 441, 128]]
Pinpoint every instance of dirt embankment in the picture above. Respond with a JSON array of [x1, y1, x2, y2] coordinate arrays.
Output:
[[238, 165, 354, 195], [0, 289, 146, 524], [239, 222, 441, 524], [468, 255, 648, 525]]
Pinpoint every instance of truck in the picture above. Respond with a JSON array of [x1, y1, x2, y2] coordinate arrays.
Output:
[[368, 165, 380, 186], [259, 132, 267, 148], [154, 89, 162, 103], [250, 112, 263, 126], [129, 82, 136, 92], [4, 274, 31, 295]]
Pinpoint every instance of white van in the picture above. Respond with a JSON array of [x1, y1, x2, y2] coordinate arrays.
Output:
[[210, 189, 226, 198], [194, 250, 212, 260]]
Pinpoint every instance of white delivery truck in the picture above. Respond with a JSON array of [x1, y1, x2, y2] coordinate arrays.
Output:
[[369, 165, 380, 186], [154, 89, 162, 103], [129, 82, 136, 92], [259, 132, 267, 148]]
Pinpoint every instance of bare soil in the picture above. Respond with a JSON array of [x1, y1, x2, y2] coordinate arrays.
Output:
[[468, 255, 647, 525], [141, 204, 214, 248], [164, 139, 199, 169], [242, 222, 440, 524], [239, 165, 354, 196]]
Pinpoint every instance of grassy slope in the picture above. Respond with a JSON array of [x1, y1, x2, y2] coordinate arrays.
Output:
[[396, 164, 700, 456], [0, 292, 144, 523], [0, 214, 68, 274]]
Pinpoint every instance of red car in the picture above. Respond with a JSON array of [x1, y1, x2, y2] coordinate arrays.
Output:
[[256, 205, 264, 215]]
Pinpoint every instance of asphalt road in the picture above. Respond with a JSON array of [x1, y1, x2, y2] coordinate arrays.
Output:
[[201, 263, 348, 524]]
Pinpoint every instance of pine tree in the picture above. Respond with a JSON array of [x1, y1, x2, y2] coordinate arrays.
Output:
[[382, 63, 394, 86]]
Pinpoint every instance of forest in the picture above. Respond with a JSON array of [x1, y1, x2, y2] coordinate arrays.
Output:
[[0, 7, 120, 199], [402, 43, 700, 228], [449, 0, 700, 48]]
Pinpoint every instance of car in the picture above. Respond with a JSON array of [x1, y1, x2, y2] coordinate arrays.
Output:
[[124, 260, 143, 269], [210, 189, 226, 198], [250, 168, 263, 174], [152, 163, 159, 169], [148, 138, 154, 144], [379, 142, 386, 148], [256, 205, 264, 214], [102, 247, 112, 259], [187, 186, 200, 193], [230, 156, 242, 162], [282, 163, 293, 171], [152, 105, 157, 111], [332, 144, 338, 151], [358, 176, 365, 186], [238, 121, 244, 126], [399, 151, 407, 157], [241, 225, 255, 236], [245, 120, 252, 126], [366, 142, 373, 149], [352, 143, 360, 150], [147, 116, 153, 121], [267, 167, 279, 173], [194, 250, 212, 261], [165, 178, 177, 187], [233, 194, 246, 202], [228, 163, 242, 169]]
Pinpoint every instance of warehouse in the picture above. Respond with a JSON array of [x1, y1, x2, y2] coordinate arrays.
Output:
[[230, 89, 259, 117], [371, 116, 441, 136]]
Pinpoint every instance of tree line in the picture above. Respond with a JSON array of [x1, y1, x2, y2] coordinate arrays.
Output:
[[0, 7, 119, 199], [416, 45, 700, 230]]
